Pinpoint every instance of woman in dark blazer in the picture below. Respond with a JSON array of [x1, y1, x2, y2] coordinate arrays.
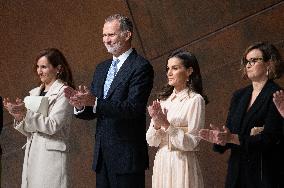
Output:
[[200, 42, 284, 188], [0, 96, 3, 187]]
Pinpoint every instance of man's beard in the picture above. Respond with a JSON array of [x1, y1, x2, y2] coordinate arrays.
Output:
[[104, 41, 122, 54]]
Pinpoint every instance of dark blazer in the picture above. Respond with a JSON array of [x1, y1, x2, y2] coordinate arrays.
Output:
[[214, 80, 283, 188], [0, 97, 3, 155], [0, 96, 3, 155], [76, 49, 154, 174]]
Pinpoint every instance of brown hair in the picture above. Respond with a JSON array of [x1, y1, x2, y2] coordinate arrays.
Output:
[[105, 14, 133, 33], [241, 42, 283, 80], [157, 49, 208, 104], [34, 48, 75, 88]]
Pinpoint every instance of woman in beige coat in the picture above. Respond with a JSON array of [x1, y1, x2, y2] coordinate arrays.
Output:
[[4, 48, 74, 188]]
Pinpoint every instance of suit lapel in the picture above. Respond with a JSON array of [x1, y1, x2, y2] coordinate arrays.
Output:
[[96, 60, 112, 98], [104, 50, 136, 99]]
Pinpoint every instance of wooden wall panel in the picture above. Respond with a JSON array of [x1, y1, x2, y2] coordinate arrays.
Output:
[[128, 0, 283, 59]]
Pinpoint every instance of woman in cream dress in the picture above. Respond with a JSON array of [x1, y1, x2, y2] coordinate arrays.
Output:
[[147, 50, 206, 188], [4, 48, 74, 188]]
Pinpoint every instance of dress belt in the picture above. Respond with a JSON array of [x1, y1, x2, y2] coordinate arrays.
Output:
[[168, 126, 188, 151]]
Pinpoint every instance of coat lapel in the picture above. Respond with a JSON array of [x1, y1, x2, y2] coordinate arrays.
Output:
[[104, 50, 136, 99], [29, 80, 65, 105], [45, 80, 65, 105], [232, 87, 252, 133], [45, 80, 64, 95], [240, 81, 272, 134], [29, 85, 43, 96]]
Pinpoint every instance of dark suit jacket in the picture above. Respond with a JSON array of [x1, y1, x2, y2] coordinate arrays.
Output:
[[76, 49, 154, 174], [214, 80, 284, 188], [0, 96, 3, 155]]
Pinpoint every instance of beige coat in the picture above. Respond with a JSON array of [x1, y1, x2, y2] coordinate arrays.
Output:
[[14, 80, 73, 188]]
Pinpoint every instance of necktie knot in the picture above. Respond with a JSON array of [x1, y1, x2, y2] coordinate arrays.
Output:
[[112, 59, 119, 67]]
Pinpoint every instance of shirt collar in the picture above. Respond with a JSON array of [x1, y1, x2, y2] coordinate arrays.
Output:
[[113, 48, 133, 63], [169, 88, 195, 102]]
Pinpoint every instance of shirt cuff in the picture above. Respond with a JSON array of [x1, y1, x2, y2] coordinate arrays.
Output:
[[93, 98, 98, 113], [74, 107, 85, 115]]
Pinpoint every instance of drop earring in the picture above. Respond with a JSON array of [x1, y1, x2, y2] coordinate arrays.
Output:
[[266, 68, 270, 77]]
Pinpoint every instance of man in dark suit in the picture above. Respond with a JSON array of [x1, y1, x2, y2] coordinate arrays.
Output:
[[64, 14, 154, 188]]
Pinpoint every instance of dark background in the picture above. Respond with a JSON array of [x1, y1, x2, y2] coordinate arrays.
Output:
[[1, 1, 283, 187]]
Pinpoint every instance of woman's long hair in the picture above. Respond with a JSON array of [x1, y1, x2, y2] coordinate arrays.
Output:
[[158, 49, 208, 104], [34, 48, 75, 88]]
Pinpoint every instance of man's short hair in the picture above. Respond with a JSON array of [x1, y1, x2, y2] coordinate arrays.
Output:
[[105, 14, 133, 33]]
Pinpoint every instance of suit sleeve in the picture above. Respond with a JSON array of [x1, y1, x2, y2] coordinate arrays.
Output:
[[213, 92, 239, 153], [75, 106, 97, 120], [96, 62, 154, 119], [75, 65, 104, 120]]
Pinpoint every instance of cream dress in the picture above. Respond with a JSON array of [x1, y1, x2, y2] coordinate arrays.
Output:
[[146, 89, 205, 188]]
